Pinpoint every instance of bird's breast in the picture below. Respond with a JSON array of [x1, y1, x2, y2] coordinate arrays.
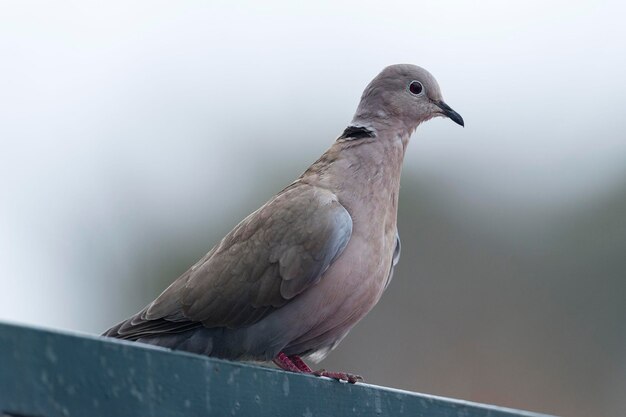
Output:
[[285, 210, 398, 348], [283, 137, 405, 353]]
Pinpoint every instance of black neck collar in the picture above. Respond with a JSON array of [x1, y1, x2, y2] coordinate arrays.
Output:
[[337, 125, 376, 141]]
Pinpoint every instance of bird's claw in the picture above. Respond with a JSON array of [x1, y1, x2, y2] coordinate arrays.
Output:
[[313, 369, 363, 384]]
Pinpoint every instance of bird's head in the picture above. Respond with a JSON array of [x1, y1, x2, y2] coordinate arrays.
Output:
[[352, 64, 464, 134]]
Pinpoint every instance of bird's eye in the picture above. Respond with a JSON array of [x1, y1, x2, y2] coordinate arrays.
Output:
[[409, 81, 423, 95]]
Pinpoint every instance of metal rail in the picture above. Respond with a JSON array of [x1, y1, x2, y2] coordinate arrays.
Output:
[[0, 322, 555, 417]]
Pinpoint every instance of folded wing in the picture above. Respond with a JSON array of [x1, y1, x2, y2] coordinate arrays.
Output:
[[108, 183, 352, 339]]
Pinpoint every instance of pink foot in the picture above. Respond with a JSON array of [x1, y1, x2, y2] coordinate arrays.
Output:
[[313, 369, 363, 384], [273, 352, 363, 384], [289, 355, 312, 372], [272, 352, 300, 372]]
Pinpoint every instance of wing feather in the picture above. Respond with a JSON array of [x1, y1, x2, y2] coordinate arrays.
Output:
[[107, 183, 353, 338]]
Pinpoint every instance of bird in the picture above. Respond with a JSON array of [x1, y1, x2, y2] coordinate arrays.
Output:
[[103, 64, 464, 383]]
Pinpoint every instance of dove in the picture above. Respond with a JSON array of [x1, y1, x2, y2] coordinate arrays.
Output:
[[103, 64, 464, 383]]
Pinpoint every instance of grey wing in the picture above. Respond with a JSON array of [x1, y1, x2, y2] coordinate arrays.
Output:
[[108, 183, 352, 339], [384, 232, 401, 291]]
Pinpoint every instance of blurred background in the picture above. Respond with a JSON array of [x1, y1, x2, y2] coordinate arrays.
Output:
[[1, 1, 625, 416]]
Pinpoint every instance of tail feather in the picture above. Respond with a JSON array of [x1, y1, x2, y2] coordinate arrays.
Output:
[[102, 308, 203, 341]]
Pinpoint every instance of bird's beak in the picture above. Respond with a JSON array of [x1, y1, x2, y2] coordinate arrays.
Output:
[[435, 101, 464, 127]]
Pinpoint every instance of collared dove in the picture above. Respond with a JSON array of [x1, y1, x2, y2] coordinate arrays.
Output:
[[103, 64, 464, 383]]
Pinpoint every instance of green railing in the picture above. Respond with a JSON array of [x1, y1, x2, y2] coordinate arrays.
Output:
[[0, 322, 554, 417]]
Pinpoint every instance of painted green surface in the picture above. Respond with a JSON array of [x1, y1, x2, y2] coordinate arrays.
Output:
[[0, 322, 554, 417]]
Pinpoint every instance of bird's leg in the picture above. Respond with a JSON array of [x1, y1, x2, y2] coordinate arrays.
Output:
[[273, 352, 301, 373], [274, 352, 363, 384], [288, 355, 313, 372]]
